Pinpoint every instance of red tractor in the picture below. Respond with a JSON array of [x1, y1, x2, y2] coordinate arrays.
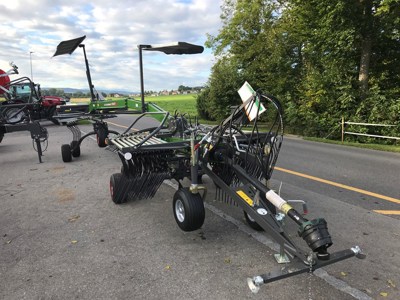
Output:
[[1, 79, 67, 125], [0, 63, 58, 162], [1, 62, 69, 125]]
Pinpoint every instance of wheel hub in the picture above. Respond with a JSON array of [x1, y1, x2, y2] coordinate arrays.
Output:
[[110, 182, 114, 197], [175, 199, 185, 222]]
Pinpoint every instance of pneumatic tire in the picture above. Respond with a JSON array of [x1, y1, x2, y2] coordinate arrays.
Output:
[[173, 188, 205, 232], [61, 144, 72, 162], [97, 128, 107, 148], [244, 211, 264, 231], [70, 141, 81, 157], [110, 173, 128, 204]]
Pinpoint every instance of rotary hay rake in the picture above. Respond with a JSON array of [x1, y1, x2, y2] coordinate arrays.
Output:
[[104, 86, 365, 293]]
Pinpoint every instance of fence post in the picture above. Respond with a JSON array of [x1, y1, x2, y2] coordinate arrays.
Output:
[[341, 117, 344, 143]]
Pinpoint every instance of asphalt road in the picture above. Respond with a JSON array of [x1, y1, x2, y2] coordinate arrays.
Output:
[[275, 137, 400, 218], [0, 118, 399, 300]]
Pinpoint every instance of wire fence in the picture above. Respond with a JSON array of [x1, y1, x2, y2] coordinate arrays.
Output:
[[341, 117, 399, 142]]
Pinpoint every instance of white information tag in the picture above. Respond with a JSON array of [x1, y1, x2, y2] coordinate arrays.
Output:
[[238, 81, 266, 121]]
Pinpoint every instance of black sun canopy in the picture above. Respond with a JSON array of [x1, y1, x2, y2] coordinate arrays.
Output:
[[52, 35, 97, 100], [142, 42, 204, 55], [137, 41, 204, 113], [53, 35, 86, 57]]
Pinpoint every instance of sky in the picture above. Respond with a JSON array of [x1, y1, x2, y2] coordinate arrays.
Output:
[[0, 0, 223, 93]]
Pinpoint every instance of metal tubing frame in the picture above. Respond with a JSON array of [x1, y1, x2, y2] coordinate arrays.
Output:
[[121, 111, 169, 135], [79, 44, 96, 102], [255, 248, 362, 285], [1, 121, 47, 162], [200, 160, 306, 261], [66, 119, 119, 152], [138, 45, 151, 113], [200, 157, 365, 288]]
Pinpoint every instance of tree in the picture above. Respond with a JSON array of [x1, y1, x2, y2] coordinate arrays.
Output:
[[48, 88, 58, 96], [201, 0, 399, 139], [201, 0, 279, 120], [197, 57, 243, 120]]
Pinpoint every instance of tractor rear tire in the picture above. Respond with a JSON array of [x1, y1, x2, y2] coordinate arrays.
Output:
[[110, 173, 128, 204], [70, 141, 81, 157], [173, 188, 205, 232], [61, 144, 72, 162], [97, 128, 107, 148]]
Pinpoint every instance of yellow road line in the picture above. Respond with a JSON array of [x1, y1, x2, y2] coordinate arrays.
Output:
[[373, 210, 400, 215], [274, 166, 400, 205]]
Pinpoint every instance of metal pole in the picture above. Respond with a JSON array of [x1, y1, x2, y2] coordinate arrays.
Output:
[[341, 116, 344, 144], [138, 45, 151, 113], [79, 44, 95, 102], [138, 45, 145, 113], [29, 51, 34, 81]]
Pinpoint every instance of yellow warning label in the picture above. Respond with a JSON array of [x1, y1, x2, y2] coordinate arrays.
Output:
[[236, 190, 254, 206]]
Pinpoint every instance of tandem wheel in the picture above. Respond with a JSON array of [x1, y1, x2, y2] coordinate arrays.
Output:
[[61, 144, 72, 162], [61, 141, 81, 162], [110, 173, 129, 204], [96, 128, 107, 148], [243, 191, 277, 231], [173, 188, 205, 232], [244, 211, 264, 231], [70, 141, 81, 157]]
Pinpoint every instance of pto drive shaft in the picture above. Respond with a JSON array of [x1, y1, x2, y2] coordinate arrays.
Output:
[[266, 190, 333, 260]]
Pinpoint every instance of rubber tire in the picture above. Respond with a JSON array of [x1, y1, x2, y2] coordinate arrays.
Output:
[[0, 133, 3, 144], [61, 144, 72, 162], [110, 173, 128, 204], [244, 211, 264, 231], [70, 141, 81, 157], [173, 188, 205, 232], [96, 128, 107, 148]]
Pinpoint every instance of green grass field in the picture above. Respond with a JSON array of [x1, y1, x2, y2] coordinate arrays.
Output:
[[145, 94, 199, 118], [71, 94, 199, 117], [305, 137, 400, 153]]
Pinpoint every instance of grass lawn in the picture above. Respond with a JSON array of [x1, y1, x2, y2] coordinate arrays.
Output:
[[145, 94, 198, 118], [70, 97, 91, 103], [71, 94, 199, 117], [305, 137, 400, 153]]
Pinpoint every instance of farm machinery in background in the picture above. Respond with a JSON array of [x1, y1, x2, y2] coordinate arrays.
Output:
[[52, 36, 204, 161], [0, 62, 61, 162], [52, 35, 144, 123], [56, 39, 365, 291]]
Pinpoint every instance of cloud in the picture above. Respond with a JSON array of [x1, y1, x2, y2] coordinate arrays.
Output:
[[0, 0, 222, 92]]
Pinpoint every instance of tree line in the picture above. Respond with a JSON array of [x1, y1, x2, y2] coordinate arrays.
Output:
[[41, 88, 108, 98], [197, 0, 399, 142]]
